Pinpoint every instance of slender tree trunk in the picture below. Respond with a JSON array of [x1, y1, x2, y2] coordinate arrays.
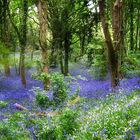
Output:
[[20, 47, 26, 87], [60, 50, 64, 74], [4, 65, 10, 76], [0, 0, 11, 76], [129, 0, 134, 51], [3, 54, 10, 76], [80, 34, 85, 55], [19, 0, 28, 87], [135, 8, 140, 51], [14, 51, 18, 75], [64, 31, 71, 76], [50, 41, 57, 68], [139, 32, 140, 50]]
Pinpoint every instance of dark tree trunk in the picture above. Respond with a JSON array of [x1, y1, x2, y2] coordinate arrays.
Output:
[[60, 50, 64, 74], [129, 0, 134, 51], [99, 0, 123, 88], [64, 31, 71, 76], [4, 61, 10, 76], [50, 41, 58, 68], [3, 55, 10, 76], [80, 34, 85, 55], [19, 0, 28, 87], [0, 0, 11, 76], [19, 47, 26, 87]]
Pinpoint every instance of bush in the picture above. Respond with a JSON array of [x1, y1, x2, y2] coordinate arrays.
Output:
[[0, 113, 30, 140], [32, 72, 68, 108], [0, 101, 8, 108], [35, 109, 80, 140], [32, 87, 50, 108], [51, 73, 68, 106], [58, 109, 80, 135]]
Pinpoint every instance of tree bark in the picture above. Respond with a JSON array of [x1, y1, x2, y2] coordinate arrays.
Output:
[[0, 0, 11, 77], [36, 0, 49, 90], [4, 55, 10, 76], [20, 47, 26, 87], [129, 0, 134, 51], [99, 0, 123, 88], [19, 0, 28, 87], [64, 31, 71, 76], [135, 8, 140, 51]]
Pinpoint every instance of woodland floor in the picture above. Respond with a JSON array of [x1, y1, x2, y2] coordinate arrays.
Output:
[[0, 64, 140, 120]]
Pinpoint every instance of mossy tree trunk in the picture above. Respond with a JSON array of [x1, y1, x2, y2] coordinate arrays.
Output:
[[19, 0, 28, 87], [36, 0, 50, 90], [0, 0, 11, 76]]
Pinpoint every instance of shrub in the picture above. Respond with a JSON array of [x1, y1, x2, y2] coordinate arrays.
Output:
[[0, 113, 30, 140], [32, 72, 68, 108], [32, 87, 50, 108], [0, 101, 8, 108], [58, 109, 80, 135], [51, 72, 68, 106], [35, 109, 80, 140]]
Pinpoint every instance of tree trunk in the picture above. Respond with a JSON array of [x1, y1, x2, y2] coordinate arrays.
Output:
[[19, 0, 28, 87], [99, 0, 123, 88], [135, 8, 140, 51], [4, 60, 10, 76], [129, 0, 134, 51], [64, 31, 71, 76], [4, 55, 10, 76], [19, 47, 26, 87], [50, 41, 57, 68], [59, 50, 64, 74], [0, 0, 10, 77], [36, 0, 49, 90]]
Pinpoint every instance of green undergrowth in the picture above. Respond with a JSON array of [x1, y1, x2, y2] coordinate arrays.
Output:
[[0, 90, 140, 139], [0, 101, 8, 108]]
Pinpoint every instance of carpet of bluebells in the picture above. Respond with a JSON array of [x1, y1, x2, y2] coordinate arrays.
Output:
[[0, 64, 140, 118], [0, 64, 140, 139]]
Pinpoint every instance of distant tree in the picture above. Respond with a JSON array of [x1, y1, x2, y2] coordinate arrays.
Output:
[[0, 0, 11, 76], [47, 0, 93, 75], [8, 0, 28, 87]]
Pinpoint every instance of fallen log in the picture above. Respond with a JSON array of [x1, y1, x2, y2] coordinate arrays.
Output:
[[14, 103, 28, 111]]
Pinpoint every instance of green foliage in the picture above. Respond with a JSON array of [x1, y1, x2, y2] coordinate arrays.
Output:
[[71, 91, 140, 139], [32, 87, 50, 108], [0, 42, 11, 65], [0, 101, 8, 108], [32, 72, 68, 107], [54, 109, 80, 139], [35, 109, 80, 140], [0, 91, 140, 139], [90, 54, 107, 80], [51, 72, 68, 106], [25, 56, 37, 69], [32, 72, 50, 83], [0, 113, 30, 140], [0, 42, 10, 55], [32, 91, 140, 139], [121, 52, 140, 77]]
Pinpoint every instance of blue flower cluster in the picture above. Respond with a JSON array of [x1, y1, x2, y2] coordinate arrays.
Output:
[[0, 66, 140, 120]]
